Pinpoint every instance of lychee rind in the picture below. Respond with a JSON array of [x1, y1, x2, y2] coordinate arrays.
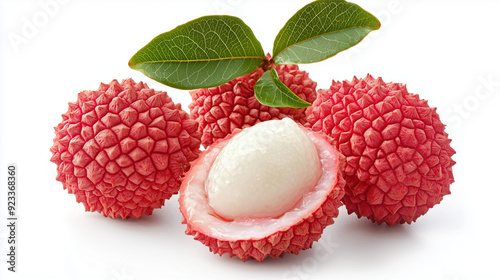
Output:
[[179, 125, 345, 261], [188, 63, 317, 147], [50, 79, 201, 219], [306, 75, 456, 225]]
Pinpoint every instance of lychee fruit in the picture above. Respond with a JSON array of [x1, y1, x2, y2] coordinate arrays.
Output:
[[50, 79, 201, 219], [188, 58, 317, 147], [179, 118, 345, 261], [306, 75, 456, 225]]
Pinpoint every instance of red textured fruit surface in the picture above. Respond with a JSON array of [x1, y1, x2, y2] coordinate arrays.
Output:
[[50, 79, 201, 219], [189, 63, 317, 147], [179, 126, 345, 261], [306, 75, 456, 225]]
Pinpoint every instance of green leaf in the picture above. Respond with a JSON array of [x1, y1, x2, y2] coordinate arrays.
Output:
[[254, 68, 311, 108], [129, 15, 265, 89], [273, 0, 380, 65]]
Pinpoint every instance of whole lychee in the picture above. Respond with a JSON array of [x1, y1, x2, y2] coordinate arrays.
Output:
[[306, 75, 456, 225], [179, 118, 345, 261], [50, 79, 201, 219], [189, 59, 317, 147]]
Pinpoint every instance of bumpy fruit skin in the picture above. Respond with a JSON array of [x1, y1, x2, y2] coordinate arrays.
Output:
[[306, 75, 456, 225], [179, 126, 345, 261], [50, 79, 201, 219], [189, 63, 317, 147]]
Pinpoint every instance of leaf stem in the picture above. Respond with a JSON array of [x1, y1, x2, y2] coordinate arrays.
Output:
[[260, 57, 273, 71]]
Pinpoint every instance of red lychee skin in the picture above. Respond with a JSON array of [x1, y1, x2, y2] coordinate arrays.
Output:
[[306, 75, 456, 225], [189, 63, 317, 147], [179, 127, 345, 261], [50, 79, 201, 219], [181, 194, 341, 261]]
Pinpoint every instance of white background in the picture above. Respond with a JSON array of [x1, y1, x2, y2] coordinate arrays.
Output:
[[1, 0, 499, 279]]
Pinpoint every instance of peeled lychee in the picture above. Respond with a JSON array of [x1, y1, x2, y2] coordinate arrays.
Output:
[[50, 79, 201, 219], [179, 118, 345, 261], [189, 60, 317, 147], [306, 75, 456, 225]]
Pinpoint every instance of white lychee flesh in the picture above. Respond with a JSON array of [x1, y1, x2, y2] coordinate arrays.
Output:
[[180, 120, 344, 244], [206, 118, 322, 220], [180, 121, 343, 242]]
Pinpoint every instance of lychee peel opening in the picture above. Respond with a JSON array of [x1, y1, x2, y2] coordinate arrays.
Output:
[[306, 74, 456, 225], [179, 121, 345, 261], [50, 79, 202, 219], [207, 118, 322, 220]]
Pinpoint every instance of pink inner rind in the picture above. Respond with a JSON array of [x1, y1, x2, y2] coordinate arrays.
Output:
[[179, 127, 344, 241]]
